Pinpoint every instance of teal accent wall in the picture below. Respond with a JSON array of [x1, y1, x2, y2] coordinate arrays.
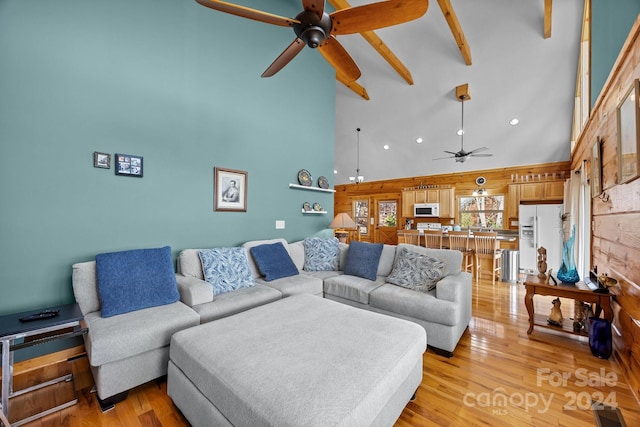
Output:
[[0, 0, 336, 315], [591, 0, 640, 108]]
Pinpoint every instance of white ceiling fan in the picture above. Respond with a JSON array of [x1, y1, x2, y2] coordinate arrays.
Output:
[[434, 84, 493, 163]]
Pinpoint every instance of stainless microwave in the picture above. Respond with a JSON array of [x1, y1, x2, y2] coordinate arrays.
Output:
[[414, 203, 439, 217]]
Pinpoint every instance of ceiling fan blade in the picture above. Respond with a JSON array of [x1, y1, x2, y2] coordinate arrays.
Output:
[[318, 36, 361, 82], [468, 146, 488, 154], [470, 153, 493, 157], [261, 38, 306, 77], [303, 0, 325, 19], [433, 155, 455, 160], [195, 0, 298, 27], [443, 150, 458, 155], [330, 0, 428, 35]]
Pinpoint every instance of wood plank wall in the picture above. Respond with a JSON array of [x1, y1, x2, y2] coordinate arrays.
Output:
[[570, 15, 640, 402], [334, 162, 570, 237]]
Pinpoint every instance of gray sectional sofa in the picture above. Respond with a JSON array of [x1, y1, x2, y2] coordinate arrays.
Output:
[[71, 236, 472, 411], [176, 238, 472, 356]]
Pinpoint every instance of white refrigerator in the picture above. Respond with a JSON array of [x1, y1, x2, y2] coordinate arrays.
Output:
[[518, 204, 564, 275]]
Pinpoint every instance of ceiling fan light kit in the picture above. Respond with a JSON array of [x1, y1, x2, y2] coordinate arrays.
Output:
[[433, 83, 494, 163]]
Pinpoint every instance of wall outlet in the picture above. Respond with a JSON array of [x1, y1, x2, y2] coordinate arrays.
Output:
[[275, 220, 285, 229]]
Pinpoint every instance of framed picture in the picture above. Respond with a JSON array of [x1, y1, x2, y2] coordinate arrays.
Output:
[[616, 79, 640, 184], [214, 167, 247, 212], [93, 152, 111, 169], [115, 153, 143, 177], [591, 137, 602, 198]]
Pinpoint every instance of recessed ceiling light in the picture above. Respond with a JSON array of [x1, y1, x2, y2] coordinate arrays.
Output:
[[457, 129, 464, 136], [509, 118, 520, 126], [383, 144, 390, 150], [416, 137, 423, 144], [333, 170, 338, 174]]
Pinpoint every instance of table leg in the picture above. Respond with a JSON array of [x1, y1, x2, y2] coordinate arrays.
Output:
[[600, 297, 614, 323], [524, 287, 535, 334], [1, 339, 10, 420]]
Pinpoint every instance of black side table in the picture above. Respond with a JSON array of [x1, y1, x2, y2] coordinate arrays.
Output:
[[0, 303, 85, 426]]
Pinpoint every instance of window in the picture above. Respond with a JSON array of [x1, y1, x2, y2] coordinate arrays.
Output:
[[459, 195, 504, 229], [378, 200, 397, 227], [353, 199, 369, 235]]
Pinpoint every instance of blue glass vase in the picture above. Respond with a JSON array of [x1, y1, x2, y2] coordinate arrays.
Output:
[[557, 225, 580, 284]]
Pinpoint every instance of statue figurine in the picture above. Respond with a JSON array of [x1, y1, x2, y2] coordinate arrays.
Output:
[[537, 246, 548, 279], [547, 298, 564, 326]]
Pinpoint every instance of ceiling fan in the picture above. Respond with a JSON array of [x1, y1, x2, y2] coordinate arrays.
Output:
[[434, 84, 493, 163], [195, 0, 429, 81]]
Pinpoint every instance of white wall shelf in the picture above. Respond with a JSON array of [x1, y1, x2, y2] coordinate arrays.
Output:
[[289, 183, 335, 193], [302, 210, 327, 214]]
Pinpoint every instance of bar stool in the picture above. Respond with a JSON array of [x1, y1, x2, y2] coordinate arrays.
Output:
[[423, 229, 443, 249], [397, 229, 420, 245], [447, 230, 474, 273], [474, 231, 502, 285]]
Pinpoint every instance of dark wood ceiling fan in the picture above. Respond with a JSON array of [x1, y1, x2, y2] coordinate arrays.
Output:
[[195, 0, 429, 82]]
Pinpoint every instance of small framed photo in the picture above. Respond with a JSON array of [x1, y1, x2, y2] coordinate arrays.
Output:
[[93, 152, 111, 169], [115, 153, 143, 177], [214, 167, 247, 212]]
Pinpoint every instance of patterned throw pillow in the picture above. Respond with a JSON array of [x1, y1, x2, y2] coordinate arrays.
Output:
[[199, 248, 255, 295], [303, 237, 339, 271], [386, 247, 446, 292]]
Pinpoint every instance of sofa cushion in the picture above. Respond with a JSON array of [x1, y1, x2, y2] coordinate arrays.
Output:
[[377, 244, 397, 276], [199, 248, 255, 296], [257, 274, 323, 297], [249, 242, 299, 282], [84, 300, 199, 366], [303, 237, 339, 271], [386, 247, 446, 292], [192, 284, 282, 323], [177, 249, 206, 280], [95, 246, 180, 318], [242, 238, 290, 279], [343, 241, 384, 281], [370, 284, 459, 326], [288, 240, 306, 270], [323, 274, 386, 305]]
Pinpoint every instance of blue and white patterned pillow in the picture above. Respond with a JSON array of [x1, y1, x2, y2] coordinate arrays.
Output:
[[386, 247, 446, 292], [199, 248, 255, 296], [303, 237, 339, 271]]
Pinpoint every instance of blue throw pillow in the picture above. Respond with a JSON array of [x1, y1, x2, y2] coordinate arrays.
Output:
[[343, 241, 384, 281], [96, 246, 179, 318], [250, 242, 299, 282], [303, 237, 339, 271], [199, 247, 255, 295]]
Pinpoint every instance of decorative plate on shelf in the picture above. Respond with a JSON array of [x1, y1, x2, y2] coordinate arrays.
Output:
[[303, 202, 311, 211], [312, 202, 322, 211], [318, 176, 329, 189], [297, 169, 312, 186]]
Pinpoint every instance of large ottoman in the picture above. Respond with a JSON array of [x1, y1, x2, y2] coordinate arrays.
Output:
[[167, 294, 426, 427]]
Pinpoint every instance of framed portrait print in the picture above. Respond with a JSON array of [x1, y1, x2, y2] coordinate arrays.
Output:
[[591, 138, 602, 198], [93, 152, 111, 169], [115, 153, 143, 177], [214, 167, 247, 212], [617, 79, 640, 184]]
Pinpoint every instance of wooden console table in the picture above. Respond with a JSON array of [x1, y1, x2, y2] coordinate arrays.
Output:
[[523, 274, 613, 335], [0, 303, 85, 426]]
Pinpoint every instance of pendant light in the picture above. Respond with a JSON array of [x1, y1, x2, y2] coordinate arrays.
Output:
[[348, 128, 364, 183]]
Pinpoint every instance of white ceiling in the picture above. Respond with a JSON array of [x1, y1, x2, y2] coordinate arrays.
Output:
[[333, 0, 584, 184]]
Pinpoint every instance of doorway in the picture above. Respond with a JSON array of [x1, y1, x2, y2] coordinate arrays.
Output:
[[373, 196, 399, 244]]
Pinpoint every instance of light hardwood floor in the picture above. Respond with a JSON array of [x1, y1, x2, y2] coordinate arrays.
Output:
[[14, 278, 640, 427]]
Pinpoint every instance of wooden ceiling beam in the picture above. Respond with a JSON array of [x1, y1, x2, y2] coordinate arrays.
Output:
[[337, 73, 370, 100], [437, 0, 472, 65], [328, 0, 414, 86], [544, 0, 552, 38]]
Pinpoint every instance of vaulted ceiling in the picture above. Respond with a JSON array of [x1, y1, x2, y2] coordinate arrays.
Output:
[[333, 0, 584, 183]]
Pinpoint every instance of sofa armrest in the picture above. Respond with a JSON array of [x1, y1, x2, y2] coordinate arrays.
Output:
[[175, 274, 213, 307], [435, 272, 472, 303]]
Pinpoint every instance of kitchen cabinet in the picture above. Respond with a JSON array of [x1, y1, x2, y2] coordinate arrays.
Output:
[[401, 188, 454, 218], [508, 184, 520, 219], [438, 188, 455, 218], [519, 181, 564, 202]]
